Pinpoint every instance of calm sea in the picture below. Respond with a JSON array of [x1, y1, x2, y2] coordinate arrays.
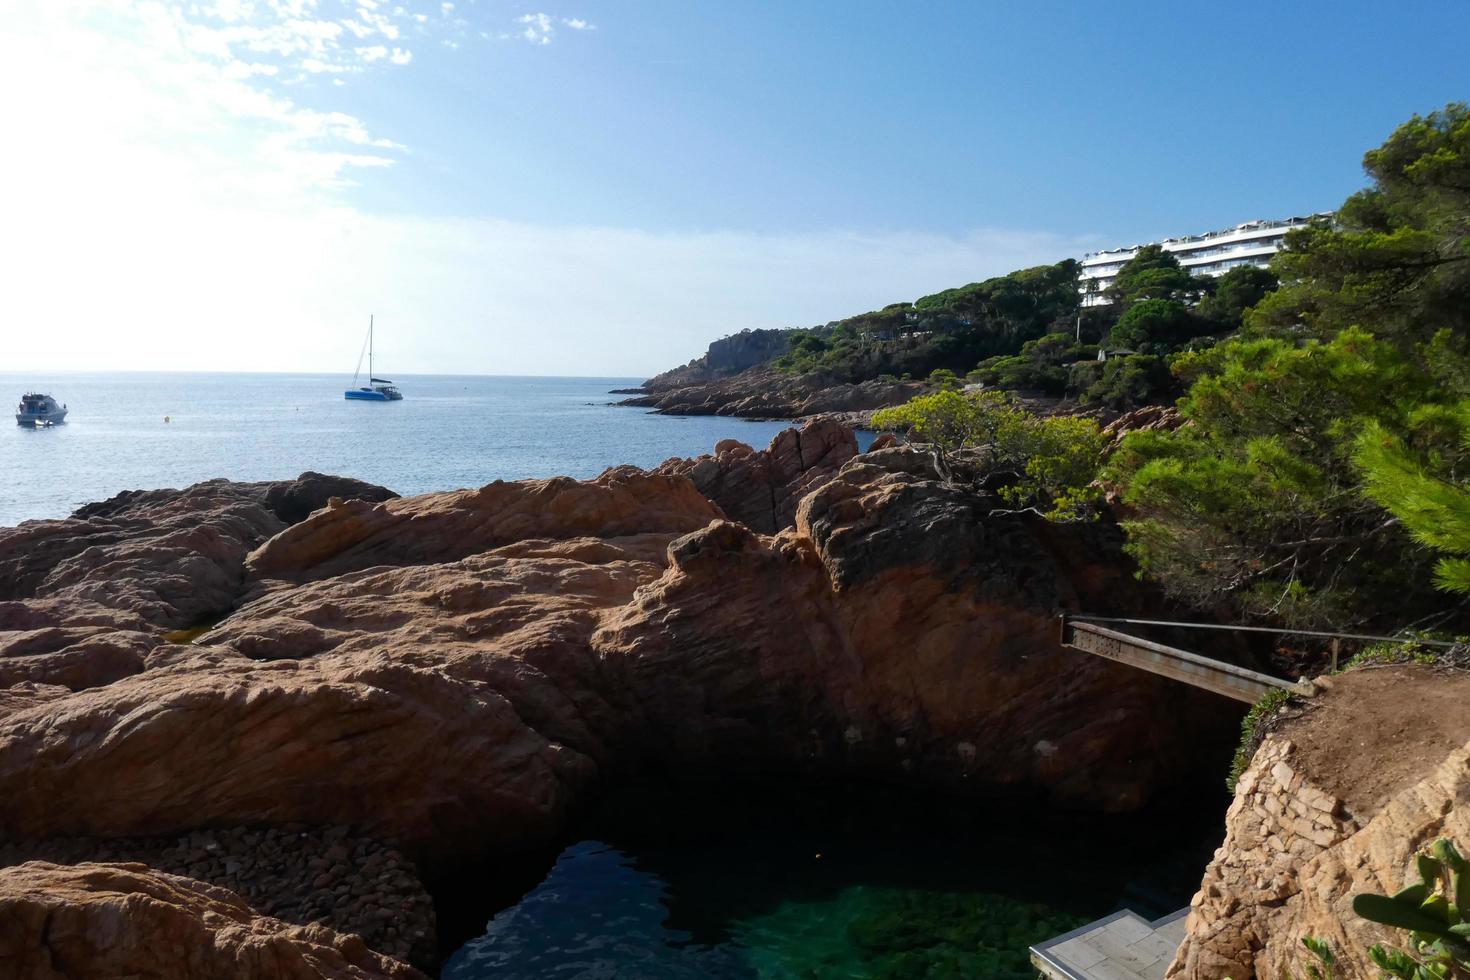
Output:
[[0, 373, 868, 527]]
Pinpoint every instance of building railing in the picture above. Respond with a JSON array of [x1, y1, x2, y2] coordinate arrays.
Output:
[[1081, 213, 1330, 262]]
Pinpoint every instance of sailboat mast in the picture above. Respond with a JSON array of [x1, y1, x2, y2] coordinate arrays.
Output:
[[368, 315, 374, 383]]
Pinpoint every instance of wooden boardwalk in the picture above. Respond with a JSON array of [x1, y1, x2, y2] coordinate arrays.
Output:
[[1031, 908, 1190, 980], [1060, 616, 1315, 704]]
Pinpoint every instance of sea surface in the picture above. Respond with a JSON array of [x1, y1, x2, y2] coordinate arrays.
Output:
[[0, 373, 870, 526]]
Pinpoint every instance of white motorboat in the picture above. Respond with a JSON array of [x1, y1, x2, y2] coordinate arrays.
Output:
[[16, 392, 67, 426]]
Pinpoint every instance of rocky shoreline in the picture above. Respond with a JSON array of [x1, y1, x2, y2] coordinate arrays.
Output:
[[2, 421, 1465, 979], [615, 364, 931, 425]]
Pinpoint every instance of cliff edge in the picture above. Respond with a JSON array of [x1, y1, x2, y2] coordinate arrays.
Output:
[[1169, 664, 1470, 979]]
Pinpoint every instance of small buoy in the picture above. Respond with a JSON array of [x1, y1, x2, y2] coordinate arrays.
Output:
[[164, 416, 170, 424]]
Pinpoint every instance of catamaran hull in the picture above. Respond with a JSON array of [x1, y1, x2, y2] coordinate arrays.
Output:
[[16, 409, 67, 426], [344, 389, 402, 401]]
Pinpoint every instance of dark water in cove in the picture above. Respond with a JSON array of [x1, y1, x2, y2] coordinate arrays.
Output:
[[440, 783, 1224, 980], [0, 372, 874, 526]]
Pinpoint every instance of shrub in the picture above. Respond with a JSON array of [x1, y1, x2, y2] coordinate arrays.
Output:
[[1226, 687, 1294, 793], [871, 390, 1104, 521]]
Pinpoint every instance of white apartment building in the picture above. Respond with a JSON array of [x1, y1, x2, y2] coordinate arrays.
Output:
[[1079, 214, 1332, 305]]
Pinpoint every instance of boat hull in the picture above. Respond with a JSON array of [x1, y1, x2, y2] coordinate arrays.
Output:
[[344, 388, 402, 401], [16, 408, 66, 426]]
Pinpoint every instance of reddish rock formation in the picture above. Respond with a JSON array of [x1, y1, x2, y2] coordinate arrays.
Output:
[[0, 861, 423, 979], [597, 452, 1233, 804], [1101, 404, 1185, 446], [653, 417, 858, 532], [0, 474, 395, 629], [1168, 665, 1470, 979], [0, 446, 1232, 872], [1, 825, 435, 968], [245, 469, 722, 582], [0, 439, 1245, 975]]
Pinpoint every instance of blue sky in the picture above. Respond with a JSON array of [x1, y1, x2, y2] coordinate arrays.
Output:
[[4, 1, 1466, 376]]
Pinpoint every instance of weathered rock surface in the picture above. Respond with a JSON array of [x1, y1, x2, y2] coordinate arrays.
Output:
[[0, 475, 396, 701], [0, 861, 423, 979], [0, 436, 1244, 975], [1168, 666, 1470, 979], [0, 474, 395, 629], [618, 364, 930, 422], [653, 417, 859, 532], [597, 452, 1233, 802], [245, 469, 721, 582], [1, 825, 435, 968], [1101, 404, 1185, 446], [0, 445, 1234, 864]]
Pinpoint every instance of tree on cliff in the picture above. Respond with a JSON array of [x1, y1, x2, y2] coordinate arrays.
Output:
[[1356, 405, 1470, 593], [1108, 104, 1470, 626], [1248, 102, 1470, 346], [872, 390, 1103, 521]]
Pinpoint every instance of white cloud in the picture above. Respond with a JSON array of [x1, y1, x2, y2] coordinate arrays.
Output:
[[1, 1, 1087, 378], [3, 2, 420, 202], [518, 12, 553, 44], [562, 17, 594, 30]]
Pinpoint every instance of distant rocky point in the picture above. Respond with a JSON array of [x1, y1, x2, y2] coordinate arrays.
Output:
[[641, 327, 796, 390], [617, 363, 929, 424]]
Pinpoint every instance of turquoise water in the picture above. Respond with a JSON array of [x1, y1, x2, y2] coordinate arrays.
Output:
[[443, 841, 1086, 980], [0, 373, 867, 526], [441, 784, 1220, 980]]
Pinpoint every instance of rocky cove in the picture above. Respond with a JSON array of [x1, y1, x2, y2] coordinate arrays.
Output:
[[1, 417, 1466, 978]]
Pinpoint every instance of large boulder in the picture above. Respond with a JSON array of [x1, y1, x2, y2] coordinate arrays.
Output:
[[0, 861, 422, 979], [245, 470, 722, 582], [654, 417, 858, 532]]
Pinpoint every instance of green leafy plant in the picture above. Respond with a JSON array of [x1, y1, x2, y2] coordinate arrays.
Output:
[[1352, 838, 1470, 979], [1301, 936, 1339, 979]]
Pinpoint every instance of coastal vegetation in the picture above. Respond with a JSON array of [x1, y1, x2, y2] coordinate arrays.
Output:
[[871, 390, 1103, 521], [868, 103, 1470, 634], [1109, 102, 1470, 627]]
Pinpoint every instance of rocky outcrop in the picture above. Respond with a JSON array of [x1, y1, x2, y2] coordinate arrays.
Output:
[[619, 364, 930, 422], [0, 474, 395, 629], [1168, 665, 1470, 979], [245, 469, 721, 582], [0, 436, 1246, 975], [1, 825, 435, 967], [596, 453, 1233, 802], [1101, 404, 1185, 446], [653, 417, 859, 532], [638, 328, 795, 390], [0, 446, 1232, 862], [0, 861, 423, 979]]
